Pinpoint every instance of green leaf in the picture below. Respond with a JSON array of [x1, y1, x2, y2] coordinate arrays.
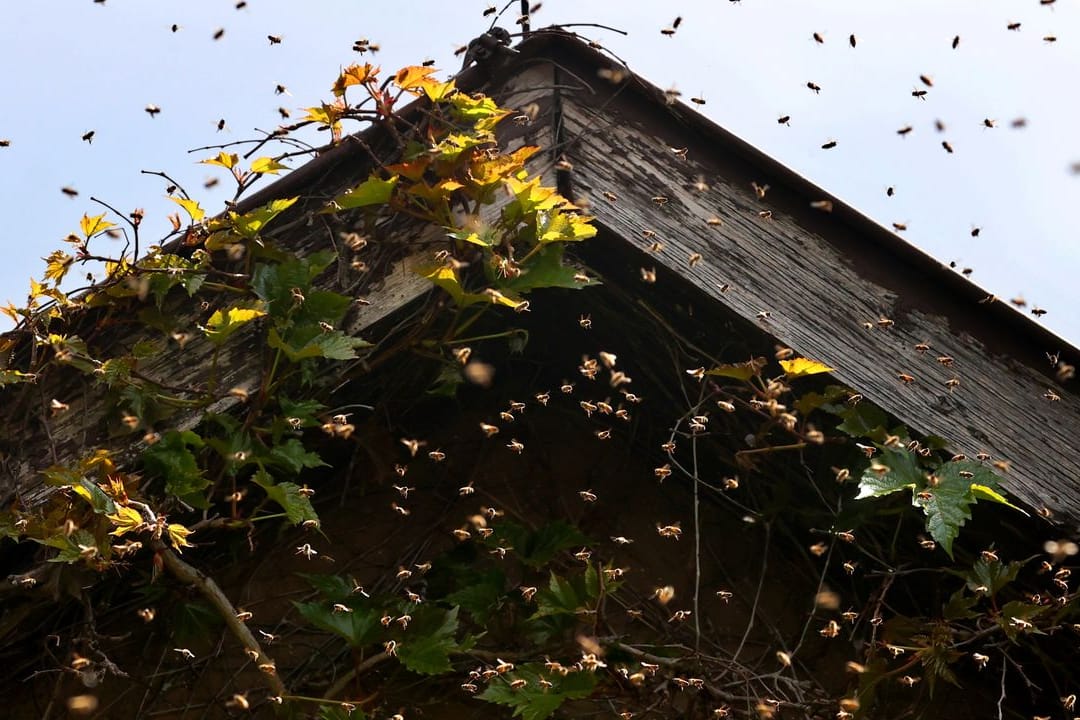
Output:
[[69, 477, 117, 515], [294, 601, 382, 647], [963, 557, 1022, 599], [998, 601, 1045, 641], [251, 251, 336, 316], [855, 449, 922, 500], [327, 175, 398, 211], [141, 430, 207, 498], [171, 599, 223, 645], [503, 244, 599, 293], [478, 664, 597, 720], [833, 402, 888, 438], [445, 570, 506, 624], [229, 197, 298, 238], [268, 438, 328, 475], [300, 573, 355, 602], [43, 529, 99, 564], [268, 326, 371, 362], [395, 606, 461, 675], [252, 469, 318, 525]]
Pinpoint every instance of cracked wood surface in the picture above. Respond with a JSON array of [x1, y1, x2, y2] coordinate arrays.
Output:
[[0, 63, 555, 509], [557, 78, 1080, 527]]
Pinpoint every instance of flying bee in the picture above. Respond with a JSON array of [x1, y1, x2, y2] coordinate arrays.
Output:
[[820, 620, 840, 638], [268, 34, 282, 45], [897, 372, 916, 384], [911, 89, 927, 99], [688, 252, 702, 267], [821, 139, 837, 149], [706, 215, 723, 226], [62, 186, 79, 197], [640, 267, 657, 283], [655, 464, 673, 481], [213, 28, 225, 40], [579, 489, 598, 502], [691, 96, 706, 105], [657, 523, 683, 540], [813, 32, 824, 44], [1044, 35, 1057, 43], [1007, 22, 1021, 30], [752, 181, 769, 198], [777, 114, 791, 125], [428, 449, 446, 462], [1032, 306, 1047, 317], [942, 140, 954, 154], [897, 125, 913, 136], [849, 34, 857, 47], [807, 81, 821, 94], [919, 74, 933, 87], [952, 35, 960, 49], [810, 200, 833, 212], [886, 186, 895, 196], [479, 422, 500, 437]]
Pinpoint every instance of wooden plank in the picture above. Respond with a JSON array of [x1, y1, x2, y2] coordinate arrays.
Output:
[[0, 63, 557, 508], [558, 91, 1080, 527]]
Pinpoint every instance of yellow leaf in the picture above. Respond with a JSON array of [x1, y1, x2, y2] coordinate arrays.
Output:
[[505, 176, 564, 213], [107, 505, 144, 537], [393, 65, 438, 92], [166, 523, 195, 552], [417, 76, 456, 103], [43, 250, 73, 284], [169, 196, 205, 222], [970, 484, 1028, 514], [332, 63, 378, 96], [80, 212, 116, 238], [200, 151, 239, 169], [250, 157, 289, 175], [1, 302, 21, 323], [705, 362, 761, 381], [779, 357, 836, 378], [29, 277, 48, 300], [205, 305, 267, 343]]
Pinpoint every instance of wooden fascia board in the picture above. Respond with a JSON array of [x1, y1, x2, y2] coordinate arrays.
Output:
[[555, 85, 1080, 528]]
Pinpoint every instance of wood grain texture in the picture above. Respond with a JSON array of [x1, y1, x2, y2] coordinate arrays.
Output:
[[0, 64, 556, 509], [557, 84, 1080, 527]]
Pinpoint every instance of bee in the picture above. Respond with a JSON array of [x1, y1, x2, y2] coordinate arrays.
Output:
[[691, 96, 706, 105], [810, 200, 833, 212], [611, 535, 635, 545], [688, 252, 702, 267], [1011, 117, 1028, 128], [813, 32, 824, 44], [942, 141, 954, 154], [648, 240, 665, 253], [295, 543, 318, 559], [390, 502, 410, 516], [836, 530, 855, 543], [174, 648, 196, 660], [911, 89, 927, 100], [936, 355, 955, 367], [655, 464, 673, 481], [821, 140, 837, 150], [897, 372, 916, 384], [1044, 389, 1061, 402], [777, 114, 791, 125], [235, 610, 253, 622], [722, 477, 739, 490], [706, 215, 724, 226], [278, 107, 290, 119], [61, 186, 80, 198], [751, 181, 769, 199], [274, 84, 289, 95], [886, 186, 895, 196], [595, 429, 612, 440], [849, 34, 857, 47], [834, 467, 850, 483], [561, 382, 575, 394], [919, 74, 934, 87], [1044, 35, 1057, 43], [640, 267, 657, 283], [819, 620, 840, 638], [479, 422, 500, 437], [807, 81, 821, 94], [897, 125, 913, 136], [715, 589, 734, 603], [213, 28, 225, 40], [1007, 22, 1021, 31], [1032, 307, 1047, 317], [428, 449, 446, 462], [268, 34, 282, 45], [657, 523, 683, 540], [978, 294, 997, 304], [137, 607, 156, 622], [952, 35, 960, 49], [579, 489, 598, 502]]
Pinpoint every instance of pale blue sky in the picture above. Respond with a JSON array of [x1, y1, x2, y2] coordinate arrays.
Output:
[[2, 1, 1078, 345]]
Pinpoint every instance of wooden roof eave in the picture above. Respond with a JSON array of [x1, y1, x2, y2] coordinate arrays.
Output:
[[508, 32, 1080, 527]]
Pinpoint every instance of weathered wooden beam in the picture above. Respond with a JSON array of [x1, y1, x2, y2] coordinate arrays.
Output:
[[557, 76, 1080, 527]]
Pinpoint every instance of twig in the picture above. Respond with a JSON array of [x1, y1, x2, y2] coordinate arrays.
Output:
[[997, 656, 1006, 720], [322, 651, 391, 700], [732, 522, 770, 664], [154, 541, 286, 697]]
